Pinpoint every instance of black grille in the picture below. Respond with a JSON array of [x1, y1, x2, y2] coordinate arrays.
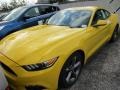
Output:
[[1, 63, 17, 76], [25, 86, 46, 90]]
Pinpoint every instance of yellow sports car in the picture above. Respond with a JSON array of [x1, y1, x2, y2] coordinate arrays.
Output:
[[0, 6, 119, 90]]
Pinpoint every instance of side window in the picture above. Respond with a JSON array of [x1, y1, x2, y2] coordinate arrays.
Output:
[[51, 6, 60, 12], [56, 7, 60, 11], [38, 6, 59, 15], [101, 10, 106, 19], [92, 10, 105, 25], [24, 7, 40, 18], [38, 6, 47, 15], [45, 6, 55, 13], [103, 9, 111, 18]]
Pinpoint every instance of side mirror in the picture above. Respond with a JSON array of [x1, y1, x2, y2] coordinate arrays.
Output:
[[92, 20, 107, 27], [23, 16, 31, 21]]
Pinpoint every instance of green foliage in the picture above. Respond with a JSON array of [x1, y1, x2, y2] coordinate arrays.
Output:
[[0, 0, 27, 12]]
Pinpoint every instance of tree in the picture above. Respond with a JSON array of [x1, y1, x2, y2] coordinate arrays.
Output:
[[0, 2, 9, 11], [10, 0, 18, 9], [18, 0, 26, 6], [9, 0, 26, 9], [0, 0, 27, 12]]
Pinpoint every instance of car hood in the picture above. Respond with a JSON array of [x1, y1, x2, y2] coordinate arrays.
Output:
[[0, 25, 85, 65]]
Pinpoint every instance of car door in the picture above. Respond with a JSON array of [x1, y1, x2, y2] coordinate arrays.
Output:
[[103, 9, 113, 37], [21, 6, 41, 29], [21, 6, 59, 29], [99, 9, 112, 40], [85, 9, 111, 57]]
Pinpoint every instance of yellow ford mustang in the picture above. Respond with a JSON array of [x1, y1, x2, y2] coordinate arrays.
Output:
[[0, 6, 119, 90]]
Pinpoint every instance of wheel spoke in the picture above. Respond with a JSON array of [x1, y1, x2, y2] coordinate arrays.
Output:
[[66, 71, 72, 82], [65, 67, 70, 72], [74, 61, 81, 69], [72, 69, 79, 78], [75, 70, 80, 77]]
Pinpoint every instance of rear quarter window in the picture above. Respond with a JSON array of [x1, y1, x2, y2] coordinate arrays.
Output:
[[103, 10, 111, 19]]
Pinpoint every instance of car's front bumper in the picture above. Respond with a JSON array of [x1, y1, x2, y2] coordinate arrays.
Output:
[[0, 54, 65, 90]]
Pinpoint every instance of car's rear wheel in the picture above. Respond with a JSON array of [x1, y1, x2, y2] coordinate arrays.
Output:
[[58, 52, 84, 89], [110, 25, 119, 42]]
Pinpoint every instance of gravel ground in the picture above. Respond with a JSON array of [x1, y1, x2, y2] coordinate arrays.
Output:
[[60, 0, 120, 90]]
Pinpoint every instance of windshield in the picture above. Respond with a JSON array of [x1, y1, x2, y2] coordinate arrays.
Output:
[[3, 7, 27, 21], [47, 10, 92, 28]]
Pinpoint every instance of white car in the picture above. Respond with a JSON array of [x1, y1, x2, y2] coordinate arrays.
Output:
[[0, 66, 9, 90]]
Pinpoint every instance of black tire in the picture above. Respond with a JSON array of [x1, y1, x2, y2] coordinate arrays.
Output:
[[110, 25, 119, 42], [58, 52, 84, 89]]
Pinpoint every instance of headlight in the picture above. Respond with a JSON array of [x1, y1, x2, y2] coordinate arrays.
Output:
[[22, 56, 59, 71]]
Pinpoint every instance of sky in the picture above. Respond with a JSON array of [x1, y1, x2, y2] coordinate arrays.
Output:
[[0, 0, 38, 4]]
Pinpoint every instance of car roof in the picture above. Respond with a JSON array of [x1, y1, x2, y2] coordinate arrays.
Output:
[[22, 4, 59, 8], [64, 6, 100, 11]]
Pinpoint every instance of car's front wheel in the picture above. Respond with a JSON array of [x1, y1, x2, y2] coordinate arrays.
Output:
[[58, 52, 83, 89]]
